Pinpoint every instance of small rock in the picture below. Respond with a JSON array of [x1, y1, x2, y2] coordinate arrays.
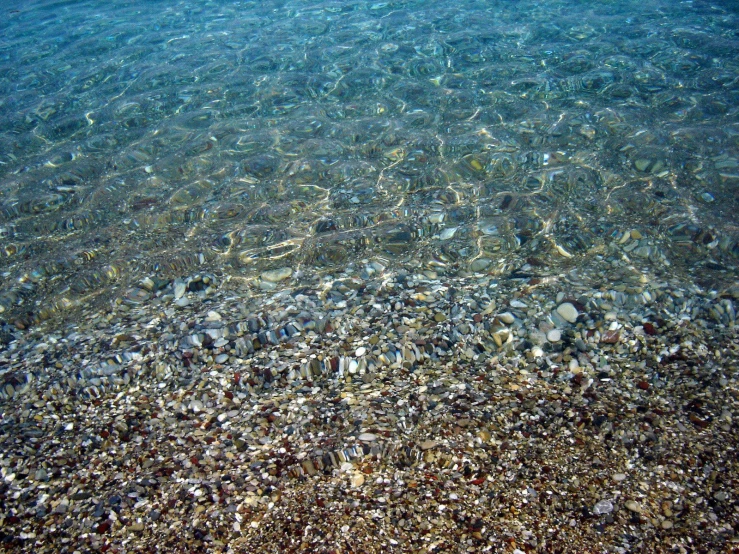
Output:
[[355, 346, 367, 357], [624, 500, 642, 513], [498, 312, 515, 324], [358, 433, 377, 442], [556, 302, 579, 323], [205, 310, 222, 321], [546, 329, 562, 342], [173, 281, 186, 300], [351, 473, 365, 487], [433, 312, 447, 323], [643, 322, 658, 335], [593, 500, 613, 515], [612, 473, 627, 482], [420, 440, 437, 450], [261, 267, 292, 283], [470, 258, 491, 272]]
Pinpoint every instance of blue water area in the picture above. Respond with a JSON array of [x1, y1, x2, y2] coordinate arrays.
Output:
[[0, 0, 737, 323]]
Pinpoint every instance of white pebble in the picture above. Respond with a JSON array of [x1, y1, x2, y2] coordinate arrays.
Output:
[[355, 346, 367, 357], [498, 312, 515, 324], [547, 329, 562, 342], [557, 302, 579, 323]]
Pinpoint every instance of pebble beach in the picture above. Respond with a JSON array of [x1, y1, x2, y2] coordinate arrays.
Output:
[[0, 0, 738, 552]]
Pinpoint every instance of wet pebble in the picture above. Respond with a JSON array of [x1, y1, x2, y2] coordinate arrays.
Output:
[[556, 302, 579, 323]]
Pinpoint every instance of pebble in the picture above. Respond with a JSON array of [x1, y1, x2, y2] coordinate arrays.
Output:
[[205, 310, 222, 321], [355, 346, 367, 357], [498, 312, 515, 324], [433, 312, 447, 322], [358, 433, 377, 442], [261, 267, 292, 282], [173, 281, 186, 299], [593, 500, 614, 515], [612, 473, 627, 482], [469, 258, 491, 271], [624, 500, 642, 513], [556, 302, 579, 323], [546, 329, 561, 342]]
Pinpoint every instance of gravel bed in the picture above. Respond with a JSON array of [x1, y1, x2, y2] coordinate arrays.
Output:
[[0, 257, 737, 553]]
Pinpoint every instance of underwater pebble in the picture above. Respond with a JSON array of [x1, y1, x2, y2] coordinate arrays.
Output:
[[556, 302, 579, 323]]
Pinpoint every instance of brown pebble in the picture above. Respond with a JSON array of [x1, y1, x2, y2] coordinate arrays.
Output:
[[637, 380, 650, 390], [643, 322, 657, 335], [602, 330, 620, 344]]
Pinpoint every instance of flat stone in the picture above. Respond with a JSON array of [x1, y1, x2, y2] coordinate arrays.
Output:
[[546, 329, 562, 342], [261, 267, 292, 282], [420, 440, 437, 450], [355, 346, 367, 357], [173, 281, 186, 299], [556, 302, 579, 323], [205, 310, 222, 321], [358, 433, 377, 442], [624, 500, 642, 513], [498, 312, 515, 324], [351, 473, 365, 487], [612, 473, 627, 482], [470, 258, 491, 272], [433, 312, 447, 323]]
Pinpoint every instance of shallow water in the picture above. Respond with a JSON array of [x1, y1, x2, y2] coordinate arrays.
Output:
[[0, 0, 737, 325]]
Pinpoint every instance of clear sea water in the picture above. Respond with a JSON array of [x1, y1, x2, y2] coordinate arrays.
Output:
[[0, 0, 737, 325]]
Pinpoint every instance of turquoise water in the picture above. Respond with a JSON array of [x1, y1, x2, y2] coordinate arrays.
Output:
[[0, 0, 737, 325]]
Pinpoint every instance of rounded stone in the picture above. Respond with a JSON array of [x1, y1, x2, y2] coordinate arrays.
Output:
[[355, 346, 367, 357], [498, 312, 515, 324], [546, 329, 562, 342], [556, 302, 579, 323], [261, 267, 292, 283], [593, 500, 613, 515], [470, 258, 491, 272], [358, 433, 377, 442], [624, 500, 642, 513]]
